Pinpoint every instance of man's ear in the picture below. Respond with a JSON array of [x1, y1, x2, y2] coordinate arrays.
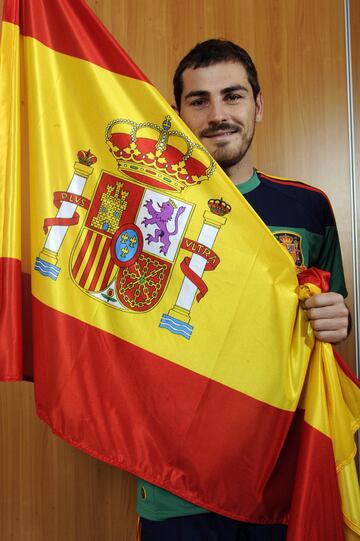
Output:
[[255, 92, 264, 123], [171, 104, 179, 115]]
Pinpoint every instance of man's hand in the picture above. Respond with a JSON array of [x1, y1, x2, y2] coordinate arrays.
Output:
[[304, 292, 349, 344]]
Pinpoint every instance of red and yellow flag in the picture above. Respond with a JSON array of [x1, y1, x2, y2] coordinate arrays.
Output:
[[1, 1, 359, 539]]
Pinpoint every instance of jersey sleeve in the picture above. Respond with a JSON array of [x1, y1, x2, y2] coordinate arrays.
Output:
[[311, 196, 347, 297]]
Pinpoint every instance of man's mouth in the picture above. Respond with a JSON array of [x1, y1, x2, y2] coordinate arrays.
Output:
[[203, 130, 238, 139], [201, 125, 240, 140]]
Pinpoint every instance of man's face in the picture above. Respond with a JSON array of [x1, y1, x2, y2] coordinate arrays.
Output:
[[178, 61, 263, 168]]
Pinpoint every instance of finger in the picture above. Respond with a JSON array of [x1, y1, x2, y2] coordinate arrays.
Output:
[[309, 317, 348, 332], [304, 292, 343, 309], [313, 328, 348, 344], [306, 305, 348, 320]]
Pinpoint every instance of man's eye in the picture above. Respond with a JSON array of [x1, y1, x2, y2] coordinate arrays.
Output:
[[225, 94, 241, 102], [190, 98, 207, 107]]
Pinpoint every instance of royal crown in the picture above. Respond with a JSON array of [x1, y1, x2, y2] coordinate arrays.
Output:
[[208, 198, 231, 216], [105, 116, 216, 192], [77, 149, 97, 166], [279, 233, 297, 245]]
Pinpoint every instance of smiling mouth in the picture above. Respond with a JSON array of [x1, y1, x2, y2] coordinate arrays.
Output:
[[202, 130, 239, 142]]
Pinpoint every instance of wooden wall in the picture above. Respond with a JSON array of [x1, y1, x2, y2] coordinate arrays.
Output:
[[0, 1, 358, 540]]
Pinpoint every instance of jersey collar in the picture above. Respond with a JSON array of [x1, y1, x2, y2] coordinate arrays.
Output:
[[236, 169, 260, 195]]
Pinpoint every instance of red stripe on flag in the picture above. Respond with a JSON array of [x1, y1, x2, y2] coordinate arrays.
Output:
[[287, 420, 345, 541], [72, 229, 93, 279], [79, 233, 102, 288], [0, 258, 23, 380], [21, 272, 33, 381], [32, 297, 345, 537], [2, 0, 19, 24], [89, 238, 111, 291], [2, 0, 148, 82]]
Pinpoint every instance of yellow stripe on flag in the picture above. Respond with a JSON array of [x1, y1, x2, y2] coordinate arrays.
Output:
[[298, 283, 360, 536], [0, 22, 21, 260], [24, 36, 304, 410]]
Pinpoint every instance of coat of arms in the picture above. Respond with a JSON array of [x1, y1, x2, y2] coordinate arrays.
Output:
[[274, 231, 305, 272], [34, 116, 231, 338]]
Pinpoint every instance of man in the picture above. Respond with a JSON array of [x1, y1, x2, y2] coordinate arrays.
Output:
[[137, 39, 349, 541]]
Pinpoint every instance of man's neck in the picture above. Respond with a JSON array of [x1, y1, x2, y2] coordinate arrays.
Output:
[[223, 156, 254, 185], [225, 165, 254, 185]]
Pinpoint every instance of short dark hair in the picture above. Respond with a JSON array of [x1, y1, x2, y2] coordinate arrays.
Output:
[[173, 39, 260, 111]]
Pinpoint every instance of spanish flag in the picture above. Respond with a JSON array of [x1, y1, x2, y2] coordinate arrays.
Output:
[[1, 1, 359, 539]]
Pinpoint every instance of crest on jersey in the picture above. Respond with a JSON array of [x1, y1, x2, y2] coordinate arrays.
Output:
[[274, 231, 305, 271]]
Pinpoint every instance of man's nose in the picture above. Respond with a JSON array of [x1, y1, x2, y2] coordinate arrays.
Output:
[[207, 99, 228, 124]]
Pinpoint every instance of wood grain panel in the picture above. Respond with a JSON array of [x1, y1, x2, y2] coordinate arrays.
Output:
[[0, 1, 356, 539], [0, 382, 137, 541]]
